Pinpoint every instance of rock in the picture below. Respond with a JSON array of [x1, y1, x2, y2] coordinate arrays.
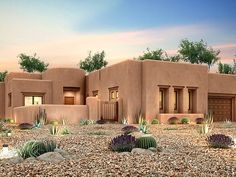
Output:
[[8, 156, 24, 164], [119, 152, 131, 155], [37, 152, 65, 163], [156, 146, 163, 152], [54, 148, 70, 159], [148, 147, 157, 152], [24, 157, 38, 163], [131, 148, 154, 155]]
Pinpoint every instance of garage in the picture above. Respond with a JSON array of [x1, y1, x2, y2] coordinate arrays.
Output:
[[208, 97, 232, 122]]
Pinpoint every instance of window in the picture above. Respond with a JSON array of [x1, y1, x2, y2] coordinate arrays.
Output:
[[109, 87, 119, 101], [188, 89, 195, 113], [174, 90, 178, 111], [8, 93, 12, 107], [159, 89, 164, 111], [24, 96, 43, 106], [92, 90, 98, 97]]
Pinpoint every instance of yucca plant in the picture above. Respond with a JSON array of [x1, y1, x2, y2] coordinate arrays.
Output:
[[197, 113, 214, 135], [49, 125, 60, 135], [138, 113, 149, 133], [35, 107, 47, 127]]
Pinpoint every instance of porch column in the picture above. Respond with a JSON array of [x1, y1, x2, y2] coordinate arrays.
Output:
[[181, 87, 189, 113]]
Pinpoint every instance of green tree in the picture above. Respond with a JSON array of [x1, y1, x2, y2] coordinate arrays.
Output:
[[79, 51, 108, 72], [178, 39, 220, 69], [18, 53, 49, 73], [218, 59, 236, 74], [137, 48, 180, 62], [0, 71, 7, 82]]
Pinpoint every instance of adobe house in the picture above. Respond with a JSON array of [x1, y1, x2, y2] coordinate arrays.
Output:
[[0, 60, 235, 124]]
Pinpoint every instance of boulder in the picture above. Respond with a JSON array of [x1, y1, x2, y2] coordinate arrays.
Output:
[[8, 156, 24, 164], [54, 148, 70, 159], [131, 148, 154, 155], [24, 157, 38, 163], [37, 152, 65, 163]]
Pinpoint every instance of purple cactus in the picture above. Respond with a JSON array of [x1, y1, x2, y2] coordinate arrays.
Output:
[[168, 117, 179, 124], [195, 118, 204, 124], [207, 134, 235, 148], [110, 134, 136, 152]]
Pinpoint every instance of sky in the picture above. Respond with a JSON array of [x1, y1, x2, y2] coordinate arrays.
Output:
[[0, 0, 236, 71]]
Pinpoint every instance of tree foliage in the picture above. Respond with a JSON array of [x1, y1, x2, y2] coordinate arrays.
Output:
[[137, 48, 180, 62], [218, 59, 236, 74], [178, 39, 220, 68], [79, 51, 108, 72], [18, 53, 49, 73], [0, 71, 8, 82]]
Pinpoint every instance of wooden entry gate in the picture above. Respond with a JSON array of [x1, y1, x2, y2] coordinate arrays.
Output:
[[100, 101, 118, 121]]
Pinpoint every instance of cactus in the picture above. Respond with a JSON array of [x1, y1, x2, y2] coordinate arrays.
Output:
[[110, 134, 136, 152], [136, 136, 157, 149]]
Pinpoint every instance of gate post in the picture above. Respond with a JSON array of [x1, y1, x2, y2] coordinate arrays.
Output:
[[86, 97, 100, 121]]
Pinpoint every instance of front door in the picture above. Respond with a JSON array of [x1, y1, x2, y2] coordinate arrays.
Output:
[[208, 97, 232, 121], [64, 97, 75, 105]]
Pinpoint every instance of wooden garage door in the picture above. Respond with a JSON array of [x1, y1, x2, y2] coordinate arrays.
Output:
[[208, 97, 232, 121]]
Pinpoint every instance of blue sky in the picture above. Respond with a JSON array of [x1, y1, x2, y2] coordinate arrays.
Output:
[[0, 0, 236, 71]]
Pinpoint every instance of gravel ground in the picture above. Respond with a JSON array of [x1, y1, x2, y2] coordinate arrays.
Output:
[[0, 123, 235, 177]]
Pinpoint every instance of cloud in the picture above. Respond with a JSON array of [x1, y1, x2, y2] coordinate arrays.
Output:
[[0, 23, 235, 71]]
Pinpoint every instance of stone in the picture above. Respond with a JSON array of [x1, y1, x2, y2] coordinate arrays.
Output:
[[8, 156, 24, 164], [24, 157, 38, 163], [37, 152, 65, 163], [148, 147, 157, 152], [54, 148, 70, 159], [131, 148, 154, 155], [119, 152, 131, 155]]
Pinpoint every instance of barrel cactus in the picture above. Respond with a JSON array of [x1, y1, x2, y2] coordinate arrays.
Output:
[[136, 136, 157, 149], [110, 134, 136, 152]]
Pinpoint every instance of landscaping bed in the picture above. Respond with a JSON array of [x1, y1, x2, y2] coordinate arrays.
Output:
[[0, 123, 235, 177]]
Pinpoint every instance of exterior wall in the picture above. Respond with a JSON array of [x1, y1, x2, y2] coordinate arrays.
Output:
[[141, 60, 209, 121], [42, 68, 85, 105], [5, 72, 42, 82], [5, 79, 52, 118], [13, 105, 88, 124], [208, 73, 236, 121], [0, 83, 5, 118], [159, 113, 204, 124], [86, 60, 142, 123]]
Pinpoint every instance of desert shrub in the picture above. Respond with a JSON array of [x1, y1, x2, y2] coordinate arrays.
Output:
[[195, 118, 204, 124], [168, 117, 179, 124], [80, 119, 95, 125], [96, 119, 107, 124], [49, 125, 60, 135], [151, 118, 159, 125], [50, 120, 60, 126], [181, 117, 190, 124], [121, 125, 139, 134], [4, 118, 14, 123], [109, 134, 136, 152], [18, 123, 34, 130], [207, 134, 234, 148], [18, 140, 57, 159], [136, 136, 157, 149], [121, 118, 128, 125], [61, 127, 71, 135]]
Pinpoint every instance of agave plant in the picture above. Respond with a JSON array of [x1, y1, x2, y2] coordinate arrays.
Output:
[[207, 134, 235, 148], [110, 134, 136, 152], [121, 118, 128, 125]]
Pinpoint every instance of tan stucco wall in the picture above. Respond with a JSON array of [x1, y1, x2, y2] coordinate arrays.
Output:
[[142, 60, 209, 121], [5, 72, 42, 82], [13, 105, 88, 124], [5, 79, 53, 118], [0, 83, 5, 118], [42, 68, 85, 105], [86, 60, 142, 123]]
